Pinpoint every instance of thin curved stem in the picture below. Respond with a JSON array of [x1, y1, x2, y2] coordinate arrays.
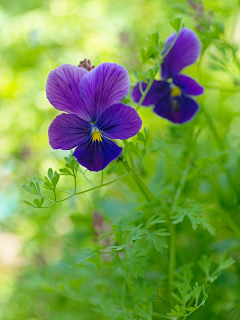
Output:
[[136, 78, 154, 111], [39, 173, 132, 209]]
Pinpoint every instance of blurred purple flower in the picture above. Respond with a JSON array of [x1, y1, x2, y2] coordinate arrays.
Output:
[[132, 28, 204, 124], [47, 62, 142, 171]]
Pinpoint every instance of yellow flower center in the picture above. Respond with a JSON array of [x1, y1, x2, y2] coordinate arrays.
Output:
[[92, 128, 102, 142], [171, 86, 181, 97]]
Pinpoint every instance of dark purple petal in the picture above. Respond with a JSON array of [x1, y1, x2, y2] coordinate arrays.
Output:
[[173, 74, 204, 96], [96, 103, 142, 140], [154, 94, 199, 124], [131, 80, 170, 106], [73, 137, 122, 172], [79, 63, 130, 120], [161, 28, 201, 79], [48, 113, 91, 150], [46, 64, 91, 121]]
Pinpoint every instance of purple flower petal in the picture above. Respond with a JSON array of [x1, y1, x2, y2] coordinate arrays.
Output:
[[73, 137, 122, 172], [79, 63, 130, 120], [48, 113, 91, 150], [131, 80, 170, 106], [96, 103, 142, 140], [173, 74, 204, 96], [161, 28, 201, 79], [46, 64, 91, 121], [154, 94, 199, 124]]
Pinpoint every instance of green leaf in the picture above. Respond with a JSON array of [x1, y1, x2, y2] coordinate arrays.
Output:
[[167, 304, 185, 316], [171, 292, 184, 305], [52, 172, 59, 188], [105, 245, 125, 252], [171, 200, 215, 236], [34, 198, 41, 207], [48, 168, 53, 181], [126, 247, 146, 279], [137, 73, 148, 83], [22, 184, 35, 194], [59, 168, 72, 175], [216, 252, 235, 271], [170, 18, 183, 31], [23, 200, 35, 207], [148, 231, 168, 252], [146, 214, 165, 227], [127, 225, 148, 243], [198, 255, 212, 278], [35, 182, 42, 196], [148, 68, 154, 79], [76, 251, 97, 264]]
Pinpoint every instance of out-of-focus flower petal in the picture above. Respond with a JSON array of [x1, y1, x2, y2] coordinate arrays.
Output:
[[73, 137, 122, 172], [132, 80, 170, 106], [79, 62, 130, 120], [161, 28, 201, 79], [174, 74, 204, 96], [46, 64, 91, 120], [48, 114, 91, 150], [96, 103, 142, 140], [154, 95, 199, 124]]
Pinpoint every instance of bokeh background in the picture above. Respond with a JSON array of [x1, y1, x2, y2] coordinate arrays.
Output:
[[1, 0, 240, 319]]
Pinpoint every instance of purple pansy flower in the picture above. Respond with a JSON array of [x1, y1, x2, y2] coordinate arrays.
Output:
[[47, 62, 142, 172], [132, 28, 204, 124]]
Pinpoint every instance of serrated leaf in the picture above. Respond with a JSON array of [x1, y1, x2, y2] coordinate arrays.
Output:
[[146, 214, 165, 227], [127, 225, 148, 243], [148, 233, 168, 252], [167, 304, 185, 316]]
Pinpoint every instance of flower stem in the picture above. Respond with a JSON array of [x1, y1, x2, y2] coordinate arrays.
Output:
[[122, 158, 156, 202], [168, 163, 191, 307], [168, 221, 176, 308], [201, 106, 225, 150], [136, 78, 154, 111]]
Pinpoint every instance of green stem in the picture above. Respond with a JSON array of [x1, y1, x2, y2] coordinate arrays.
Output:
[[168, 163, 191, 307], [136, 78, 154, 111], [161, 29, 180, 60], [201, 106, 225, 150], [168, 221, 176, 308], [39, 173, 132, 209], [122, 158, 156, 202]]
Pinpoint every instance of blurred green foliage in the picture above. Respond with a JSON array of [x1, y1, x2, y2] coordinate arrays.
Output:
[[1, 0, 240, 319]]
